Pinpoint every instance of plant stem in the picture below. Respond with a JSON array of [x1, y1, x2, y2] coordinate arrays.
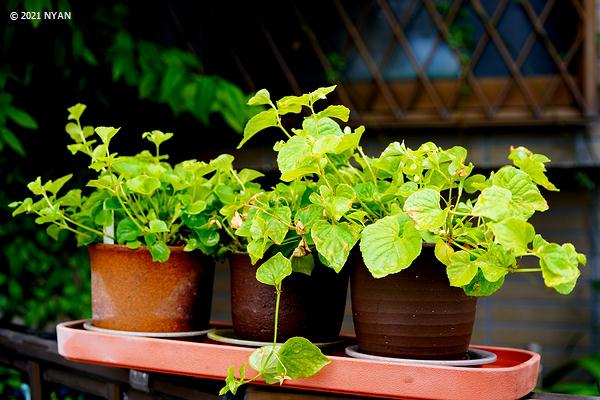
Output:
[[357, 146, 379, 189], [317, 164, 334, 192], [448, 210, 472, 217], [57, 222, 92, 238], [230, 169, 246, 192], [114, 187, 146, 234], [272, 285, 282, 348], [62, 214, 114, 240], [514, 268, 542, 273], [270, 102, 291, 139]]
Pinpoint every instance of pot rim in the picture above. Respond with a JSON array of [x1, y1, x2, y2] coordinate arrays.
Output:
[[88, 243, 187, 254]]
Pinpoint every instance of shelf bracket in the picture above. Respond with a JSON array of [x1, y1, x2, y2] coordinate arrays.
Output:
[[129, 369, 150, 392]]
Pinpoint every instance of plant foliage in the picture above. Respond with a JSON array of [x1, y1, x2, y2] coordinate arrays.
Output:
[[9, 105, 263, 262]]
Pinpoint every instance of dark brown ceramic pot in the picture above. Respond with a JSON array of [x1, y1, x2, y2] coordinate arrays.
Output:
[[229, 253, 348, 342], [351, 245, 477, 360], [88, 244, 215, 332]]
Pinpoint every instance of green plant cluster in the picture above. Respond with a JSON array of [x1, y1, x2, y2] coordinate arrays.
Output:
[[236, 86, 586, 295], [217, 86, 587, 394], [9, 104, 264, 262]]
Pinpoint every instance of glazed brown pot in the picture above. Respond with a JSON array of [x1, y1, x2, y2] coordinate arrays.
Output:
[[88, 244, 215, 332], [351, 245, 477, 360], [229, 253, 348, 342]]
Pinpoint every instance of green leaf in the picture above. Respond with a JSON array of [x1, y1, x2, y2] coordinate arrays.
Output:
[[434, 241, 454, 266], [46, 224, 62, 241], [1, 127, 25, 156], [295, 204, 323, 231], [302, 117, 342, 138], [462, 270, 504, 296], [94, 209, 113, 226], [95, 126, 119, 143], [6, 106, 38, 129], [316, 105, 349, 122], [247, 238, 272, 264], [126, 175, 161, 196], [536, 241, 582, 294], [313, 134, 342, 156], [198, 229, 220, 248], [256, 252, 292, 287], [291, 254, 315, 276], [491, 166, 548, 217], [311, 184, 354, 221], [335, 126, 364, 153], [210, 153, 234, 171], [59, 189, 82, 206], [149, 241, 170, 263], [249, 346, 283, 384], [10, 198, 32, 216], [474, 244, 514, 282], [87, 174, 117, 190], [65, 122, 83, 141], [220, 366, 244, 395], [276, 94, 309, 115], [186, 200, 207, 215], [276, 136, 317, 181], [308, 85, 336, 104], [472, 186, 516, 221], [142, 130, 173, 147], [116, 218, 141, 243], [278, 337, 330, 379], [238, 109, 278, 148], [359, 214, 422, 278], [27, 177, 44, 195], [126, 240, 142, 250], [247, 89, 271, 106], [281, 166, 320, 182], [464, 174, 487, 194], [44, 174, 73, 195], [509, 146, 558, 191], [67, 103, 86, 121], [238, 168, 264, 183], [149, 219, 168, 233], [215, 184, 235, 204], [447, 251, 478, 287], [250, 206, 291, 244], [404, 188, 446, 230], [489, 218, 535, 255], [311, 221, 359, 272]]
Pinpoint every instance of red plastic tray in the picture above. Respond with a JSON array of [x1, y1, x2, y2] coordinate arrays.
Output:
[[57, 320, 539, 400]]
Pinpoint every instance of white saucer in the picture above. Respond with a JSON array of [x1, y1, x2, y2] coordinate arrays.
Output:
[[83, 320, 210, 338], [207, 328, 345, 349], [345, 345, 497, 366]]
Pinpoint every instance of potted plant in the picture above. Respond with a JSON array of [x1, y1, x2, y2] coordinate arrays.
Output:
[[8, 104, 263, 333], [222, 181, 349, 344], [218, 85, 586, 390]]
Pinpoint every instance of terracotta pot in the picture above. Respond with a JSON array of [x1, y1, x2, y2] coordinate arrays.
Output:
[[229, 253, 348, 342], [88, 244, 215, 332], [351, 245, 477, 360]]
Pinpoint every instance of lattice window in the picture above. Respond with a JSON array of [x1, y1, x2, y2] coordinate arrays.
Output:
[[202, 0, 596, 128]]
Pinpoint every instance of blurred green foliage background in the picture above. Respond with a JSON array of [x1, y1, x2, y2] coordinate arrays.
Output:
[[0, 1, 257, 397]]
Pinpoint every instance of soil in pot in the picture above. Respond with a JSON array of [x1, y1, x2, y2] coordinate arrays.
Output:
[[229, 253, 348, 343], [89, 244, 215, 333], [351, 245, 477, 360]]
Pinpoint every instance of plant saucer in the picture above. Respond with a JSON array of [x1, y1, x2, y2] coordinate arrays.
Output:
[[207, 328, 346, 349], [83, 320, 210, 338], [344, 345, 497, 367]]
